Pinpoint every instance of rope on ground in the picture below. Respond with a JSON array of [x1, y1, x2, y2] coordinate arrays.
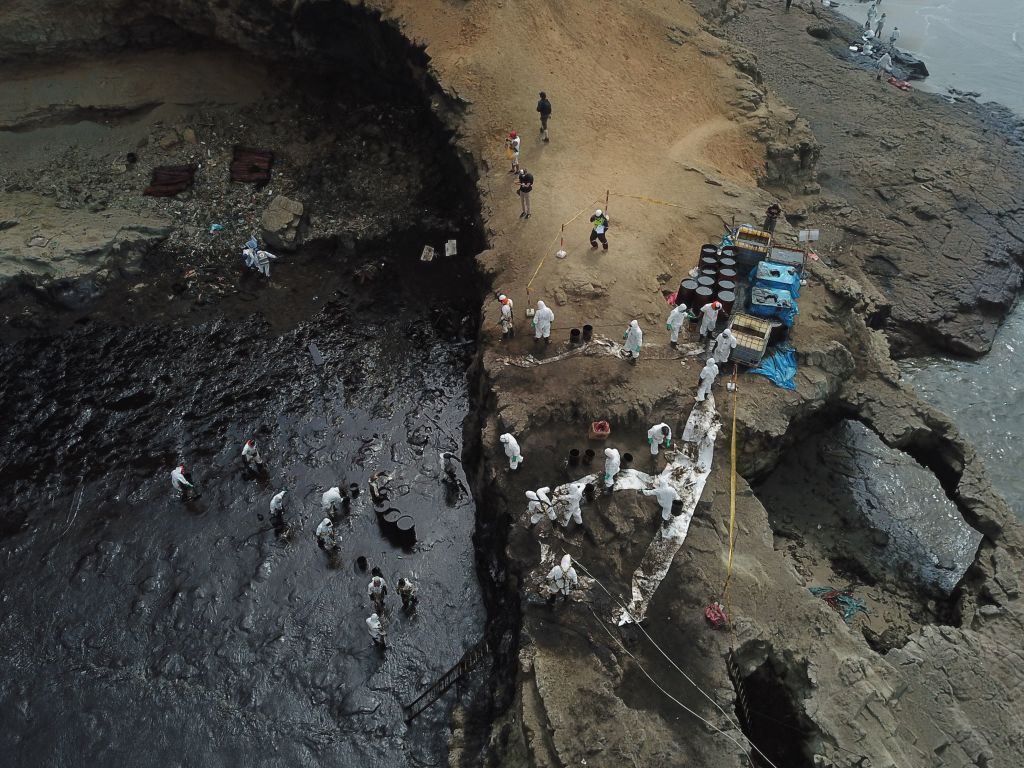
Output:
[[582, 602, 756, 768], [723, 363, 739, 650], [524, 200, 603, 298], [572, 558, 780, 768]]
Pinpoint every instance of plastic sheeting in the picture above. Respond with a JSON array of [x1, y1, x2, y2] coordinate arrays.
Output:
[[751, 261, 801, 298], [749, 347, 798, 390]]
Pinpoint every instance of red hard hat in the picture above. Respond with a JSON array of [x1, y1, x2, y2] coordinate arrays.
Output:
[[510, 131, 517, 138]]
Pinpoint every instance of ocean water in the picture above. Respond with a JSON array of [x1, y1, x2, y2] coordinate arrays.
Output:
[[835, 0, 1024, 520], [836, 0, 1024, 115]]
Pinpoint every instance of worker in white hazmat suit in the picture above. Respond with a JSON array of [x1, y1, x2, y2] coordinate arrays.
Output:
[[499, 433, 523, 470], [241, 439, 263, 474], [366, 613, 386, 648], [603, 448, 621, 493], [322, 486, 344, 515], [170, 464, 195, 500], [316, 517, 339, 550], [622, 320, 643, 364], [533, 300, 554, 344], [643, 477, 681, 521], [666, 304, 688, 347], [559, 482, 587, 526], [698, 301, 722, 340], [242, 237, 278, 278], [647, 423, 672, 455], [527, 487, 553, 525], [696, 358, 720, 402], [498, 294, 514, 339], [397, 577, 419, 611], [367, 575, 388, 614], [712, 328, 737, 365], [548, 554, 579, 599]]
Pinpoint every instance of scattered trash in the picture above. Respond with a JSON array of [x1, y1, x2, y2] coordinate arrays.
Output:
[[809, 586, 868, 623], [588, 420, 611, 440], [420, 245, 436, 262], [209, 223, 224, 233], [555, 249, 567, 259], [445, 239, 457, 257], [704, 601, 729, 630]]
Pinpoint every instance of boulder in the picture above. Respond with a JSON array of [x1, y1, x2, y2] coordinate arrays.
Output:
[[260, 195, 307, 252]]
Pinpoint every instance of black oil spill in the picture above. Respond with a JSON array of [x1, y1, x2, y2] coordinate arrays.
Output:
[[0, 237, 487, 768]]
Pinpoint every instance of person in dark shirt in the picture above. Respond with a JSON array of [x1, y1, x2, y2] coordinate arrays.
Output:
[[518, 168, 534, 218], [763, 202, 782, 233], [536, 91, 552, 143]]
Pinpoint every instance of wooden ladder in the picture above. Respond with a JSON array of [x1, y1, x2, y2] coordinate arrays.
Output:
[[403, 637, 490, 723]]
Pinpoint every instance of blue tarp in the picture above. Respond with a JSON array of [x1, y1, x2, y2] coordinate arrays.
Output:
[[749, 348, 798, 390], [751, 261, 801, 298]]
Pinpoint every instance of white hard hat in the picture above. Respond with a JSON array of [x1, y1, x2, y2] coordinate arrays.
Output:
[[595, 209, 603, 216], [526, 490, 539, 501], [560, 554, 572, 570]]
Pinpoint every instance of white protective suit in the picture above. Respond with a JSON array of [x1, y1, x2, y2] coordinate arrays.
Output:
[[397, 578, 418, 609], [367, 576, 388, 608], [603, 448, 621, 490], [559, 482, 586, 526], [270, 490, 286, 515], [643, 478, 681, 521], [366, 613, 386, 645], [242, 243, 278, 278], [696, 358, 720, 402], [316, 517, 338, 548], [548, 554, 579, 597], [699, 302, 721, 338], [647, 423, 672, 456], [500, 433, 523, 470], [322, 486, 344, 513], [241, 439, 262, 467], [533, 301, 555, 340], [527, 487, 553, 525], [666, 305, 687, 344], [170, 465, 193, 493], [500, 298, 514, 337], [623, 320, 643, 360], [712, 329, 737, 365]]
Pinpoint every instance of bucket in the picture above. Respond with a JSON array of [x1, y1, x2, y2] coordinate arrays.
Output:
[[720, 246, 737, 261], [700, 243, 719, 259], [583, 483, 597, 501], [716, 279, 736, 293], [670, 499, 684, 517], [694, 286, 714, 307], [382, 508, 402, 528], [349, 483, 360, 498], [622, 452, 634, 468], [583, 449, 596, 466], [697, 275, 715, 288], [356, 555, 369, 570], [581, 324, 594, 342], [568, 449, 581, 467], [395, 516, 416, 547], [589, 421, 611, 440], [718, 257, 737, 271], [717, 290, 736, 315], [699, 256, 718, 272], [677, 280, 698, 307], [700, 268, 718, 279], [718, 267, 738, 282], [570, 328, 581, 346]]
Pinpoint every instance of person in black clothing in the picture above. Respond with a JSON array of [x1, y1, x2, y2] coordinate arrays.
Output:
[[518, 168, 533, 218], [589, 209, 610, 249], [536, 92, 552, 143], [763, 202, 782, 233]]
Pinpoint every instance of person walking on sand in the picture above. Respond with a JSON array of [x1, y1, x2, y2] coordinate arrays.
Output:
[[867, 3, 877, 27], [876, 52, 893, 81], [536, 91, 551, 142], [589, 209, 610, 250], [785, 0, 792, 11], [763, 202, 782, 234], [532, 300, 554, 344], [889, 26, 900, 47], [518, 168, 533, 219], [505, 131, 520, 174], [875, 13, 886, 39], [498, 294, 515, 339], [666, 303, 687, 348], [622, 320, 643, 364], [170, 464, 195, 501]]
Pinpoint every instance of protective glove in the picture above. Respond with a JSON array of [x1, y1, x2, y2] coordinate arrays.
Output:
[[532, 320, 537, 328], [665, 439, 672, 448], [648, 437, 653, 445], [623, 331, 628, 340]]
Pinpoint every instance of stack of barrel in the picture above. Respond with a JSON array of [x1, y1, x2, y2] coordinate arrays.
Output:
[[674, 244, 738, 316]]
